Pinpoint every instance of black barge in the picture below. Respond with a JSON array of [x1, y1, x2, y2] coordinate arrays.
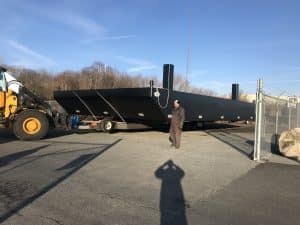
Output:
[[53, 64, 255, 132]]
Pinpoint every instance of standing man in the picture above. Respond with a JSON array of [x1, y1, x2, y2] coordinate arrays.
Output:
[[169, 99, 185, 149]]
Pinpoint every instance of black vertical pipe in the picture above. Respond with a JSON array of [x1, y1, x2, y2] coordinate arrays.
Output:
[[149, 80, 154, 97], [163, 64, 174, 91], [232, 83, 239, 100]]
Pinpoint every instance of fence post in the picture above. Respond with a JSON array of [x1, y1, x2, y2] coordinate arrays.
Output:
[[254, 79, 263, 161], [288, 107, 291, 130], [275, 103, 279, 134], [297, 103, 300, 128]]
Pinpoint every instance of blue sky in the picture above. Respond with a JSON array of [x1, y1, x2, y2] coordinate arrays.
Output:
[[0, 0, 300, 95]]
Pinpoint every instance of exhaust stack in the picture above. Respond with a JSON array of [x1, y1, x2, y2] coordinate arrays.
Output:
[[232, 83, 239, 100], [163, 64, 174, 91]]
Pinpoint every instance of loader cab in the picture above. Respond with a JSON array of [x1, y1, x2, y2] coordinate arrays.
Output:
[[0, 67, 8, 91], [0, 67, 18, 119], [0, 69, 7, 110]]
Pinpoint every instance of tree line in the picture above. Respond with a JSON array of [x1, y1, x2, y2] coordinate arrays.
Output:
[[3, 62, 217, 100]]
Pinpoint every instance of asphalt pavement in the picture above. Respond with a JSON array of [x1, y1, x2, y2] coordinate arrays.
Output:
[[0, 126, 299, 225]]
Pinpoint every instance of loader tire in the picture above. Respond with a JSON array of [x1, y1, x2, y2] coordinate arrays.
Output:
[[13, 110, 49, 140]]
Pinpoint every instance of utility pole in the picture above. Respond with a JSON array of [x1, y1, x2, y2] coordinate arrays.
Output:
[[185, 47, 191, 92]]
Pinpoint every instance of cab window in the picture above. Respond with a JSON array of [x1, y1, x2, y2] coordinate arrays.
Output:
[[0, 72, 7, 92]]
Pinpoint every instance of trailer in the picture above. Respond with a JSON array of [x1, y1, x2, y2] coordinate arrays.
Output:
[[53, 64, 255, 132]]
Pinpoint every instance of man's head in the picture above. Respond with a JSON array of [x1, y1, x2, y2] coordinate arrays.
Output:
[[174, 99, 181, 109]]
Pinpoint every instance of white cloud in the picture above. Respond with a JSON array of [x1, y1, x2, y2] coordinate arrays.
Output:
[[44, 11, 134, 44], [116, 56, 158, 73], [81, 35, 136, 44], [116, 56, 152, 66], [2, 1, 132, 47], [7, 40, 55, 68], [127, 65, 158, 73], [5, 1, 106, 37], [55, 12, 106, 36]]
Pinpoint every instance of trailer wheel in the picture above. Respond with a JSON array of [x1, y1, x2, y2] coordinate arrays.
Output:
[[13, 110, 49, 140], [100, 118, 114, 133]]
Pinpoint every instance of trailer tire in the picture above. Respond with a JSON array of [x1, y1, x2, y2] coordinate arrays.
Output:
[[13, 110, 49, 140], [100, 118, 114, 133]]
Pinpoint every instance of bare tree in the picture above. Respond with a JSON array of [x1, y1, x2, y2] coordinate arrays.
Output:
[[3, 62, 217, 100], [173, 74, 217, 96]]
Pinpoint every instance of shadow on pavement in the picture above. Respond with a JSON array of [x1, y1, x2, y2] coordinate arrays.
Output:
[[38, 139, 109, 146], [0, 122, 251, 144], [0, 145, 50, 168], [0, 139, 122, 223], [114, 122, 246, 134], [0, 129, 74, 144], [207, 131, 254, 159], [266, 134, 299, 163], [0, 130, 15, 144], [56, 153, 97, 171], [45, 129, 75, 139], [155, 160, 188, 225], [270, 133, 281, 155]]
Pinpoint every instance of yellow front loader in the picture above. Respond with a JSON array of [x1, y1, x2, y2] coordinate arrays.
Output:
[[0, 66, 63, 140]]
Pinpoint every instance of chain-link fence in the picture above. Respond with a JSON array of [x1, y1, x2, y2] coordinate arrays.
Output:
[[254, 79, 300, 161]]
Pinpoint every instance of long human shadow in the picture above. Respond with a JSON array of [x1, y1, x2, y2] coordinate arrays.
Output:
[[155, 160, 188, 225]]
